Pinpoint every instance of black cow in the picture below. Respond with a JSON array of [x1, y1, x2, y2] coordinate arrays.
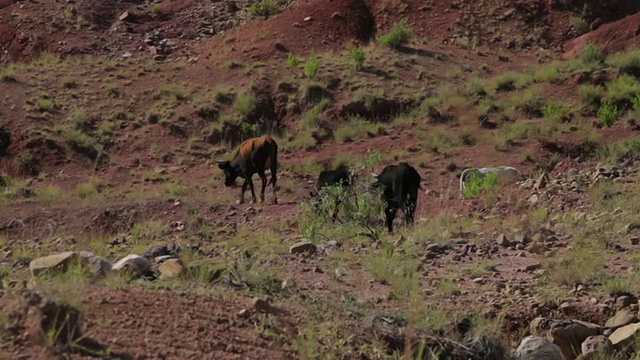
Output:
[[371, 162, 422, 233], [310, 164, 351, 221]]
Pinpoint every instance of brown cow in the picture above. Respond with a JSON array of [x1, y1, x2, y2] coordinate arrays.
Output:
[[216, 135, 278, 204]]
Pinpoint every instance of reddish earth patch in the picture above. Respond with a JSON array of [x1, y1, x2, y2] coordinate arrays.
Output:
[[562, 12, 640, 59]]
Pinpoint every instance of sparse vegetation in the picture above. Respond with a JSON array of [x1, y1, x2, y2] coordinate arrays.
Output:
[[597, 100, 619, 127], [378, 19, 413, 49], [350, 46, 366, 70], [303, 53, 319, 79]]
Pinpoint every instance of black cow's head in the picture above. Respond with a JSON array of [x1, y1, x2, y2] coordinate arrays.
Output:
[[216, 160, 239, 187]]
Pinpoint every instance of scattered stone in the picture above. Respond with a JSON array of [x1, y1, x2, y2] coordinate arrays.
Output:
[[559, 302, 576, 315], [303, 16, 312, 21], [514, 335, 566, 360], [289, 240, 317, 255], [605, 309, 638, 329], [525, 263, 542, 272], [530, 317, 602, 360], [119, 11, 130, 21], [534, 172, 548, 190], [237, 309, 250, 318], [496, 233, 511, 247], [608, 322, 640, 348], [122, 52, 133, 58], [143, 243, 181, 259], [78, 251, 112, 278], [252, 297, 274, 314], [581, 335, 612, 356], [29, 252, 78, 276], [112, 254, 152, 275], [158, 258, 186, 279]]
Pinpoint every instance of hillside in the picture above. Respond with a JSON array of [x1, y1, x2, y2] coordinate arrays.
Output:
[[1, 0, 640, 358]]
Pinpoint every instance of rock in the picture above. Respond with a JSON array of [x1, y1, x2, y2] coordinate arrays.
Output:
[[605, 309, 638, 329], [514, 335, 566, 360], [608, 322, 640, 348], [289, 241, 317, 255], [559, 302, 576, 315], [252, 297, 274, 314], [143, 243, 181, 259], [529, 193, 539, 205], [112, 254, 152, 275], [78, 251, 111, 278], [525, 263, 542, 272], [496, 233, 511, 247], [237, 309, 250, 318], [29, 252, 78, 276], [527, 242, 546, 254], [580, 335, 612, 356], [535, 172, 548, 190], [119, 11, 129, 21], [530, 317, 602, 360], [122, 52, 133, 58], [158, 258, 186, 279]]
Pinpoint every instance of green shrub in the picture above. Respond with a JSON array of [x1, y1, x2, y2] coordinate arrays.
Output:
[[378, 19, 413, 49], [233, 91, 257, 118], [597, 100, 619, 127], [350, 46, 365, 70], [607, 50, 640, 76], [578, 42, 606, 67], [461, 172, 499, 198], [542, 101, 570, 122], [249, 0, 278, 19], [605, 74, 640, 108], [286, 53, 301, 69], [303, 54, 319, 79], [578, 84, 604, 108]]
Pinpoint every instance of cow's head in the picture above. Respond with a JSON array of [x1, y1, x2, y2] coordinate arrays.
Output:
[[216, 160, 239, 187]]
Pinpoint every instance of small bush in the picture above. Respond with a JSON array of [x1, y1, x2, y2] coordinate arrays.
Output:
[[578, 84, 604, 109], [233, 91, 257, 118], [286, 53, 301, 69], [607, 50, 640, 77], [350, 46, 365, 70], [461, 172, 499, 198], [303, 54, 319, 79], [334, 117, 380, 143], [605, 74, 640, 108], [542, 101, 570, 122], [378, 19, 413, 49], [493, 71, 531, 92], [570, 16, 589, 34], [598, 100, 619, 127], [75, 177, 101, 199], [249, 0, 278, 19], [578, 42, 606, 67]]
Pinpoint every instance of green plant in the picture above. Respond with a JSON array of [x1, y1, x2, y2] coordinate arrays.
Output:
[[286, 53, 301, 69], [249, 0, 278, 19], [461, 172, 499, 198], [334, 116, 380, 143], [607, 49, 640, 77], [598, 100, 619, 127], [350, 46, 365, 70], [379, 19, 413, 49], [578, 84, 604, 109], [75, 177, 101, 199], [578, 42, 606, 68], [570, 16, 589, 34], [542, 101, 570, 122], [605, 74, 640, 108], [233, 91, 257, 118], [303, 53, 319, 79]]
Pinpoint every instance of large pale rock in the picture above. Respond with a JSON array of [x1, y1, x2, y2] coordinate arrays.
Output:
[[605, 309, 638, 329], [530, 317, 602, 360], [608, 322, 640, 350], [112, 254, 152, 275], [289, 240, 317, 254], [514, 336, 566, 360], [158, 258, 186, 279], [29, 252, 78, 276]]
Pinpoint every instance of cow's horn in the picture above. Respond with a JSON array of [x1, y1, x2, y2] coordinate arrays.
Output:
[[371, 172, 378, 178], [215, 160, 224, 164]]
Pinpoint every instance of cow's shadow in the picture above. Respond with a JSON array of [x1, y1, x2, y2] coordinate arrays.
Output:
[[396, 46, 450, 60]]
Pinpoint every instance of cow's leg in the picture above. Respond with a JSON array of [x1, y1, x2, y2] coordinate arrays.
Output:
[[385, 206, 397, 233], [331, 200, 340, 222], [239, 179, 248, 204], [270, 172, 278, 205], [258, 171, 267, 203], [247, 176, 258, 204]]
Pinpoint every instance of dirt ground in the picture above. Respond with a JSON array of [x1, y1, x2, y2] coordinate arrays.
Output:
[[1, 0, 640, 358]]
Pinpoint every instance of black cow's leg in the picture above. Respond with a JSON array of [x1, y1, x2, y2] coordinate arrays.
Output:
[[331, 200, 340, 222], [239, 180, 248, 204], [258, 171, 267, 203], [385, 206, 397, 233], [271, 172, 278, 205]]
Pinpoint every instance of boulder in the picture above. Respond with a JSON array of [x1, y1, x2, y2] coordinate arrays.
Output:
[[112, 254, 152, 275], [580, 335, 612, 356], [158, 258, 186, 279], [605, 309, 638, 329], [530, 317, 602, 359], [29, 252, 78, 276], [289, 240, 317, 254], [608, 322, 640, 350], [78, 251, 112, 278], [513, 336, 566, 360]]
